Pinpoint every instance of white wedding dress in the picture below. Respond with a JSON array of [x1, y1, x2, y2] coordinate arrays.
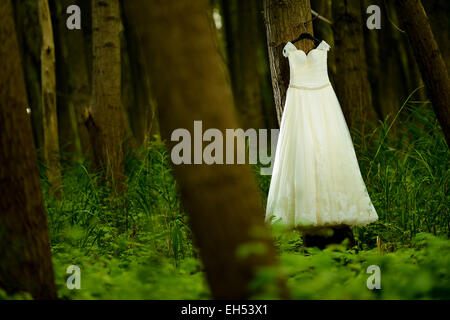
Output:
[[265, 40, 378, 228]]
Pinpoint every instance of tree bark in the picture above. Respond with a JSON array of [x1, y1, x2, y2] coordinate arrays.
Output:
[[0, 0, 57, 299], [263, 0, 314, 125], [53, 0, 92, 161], [120, 0, 158, 146], [312, 0, 336, 83], [123, 0, 289, 299], [380, 0, 408, 119], [362, 0, 383, 120], [422, 0, 450, 71], [88, 0, 130, 191], [221, 0, 265, 130], [332, 0, 377, 136], [38, 0, 62, 196], [12, 0, 44, 154], [363, 0, 418, 125], [394, 0, 450, 148]]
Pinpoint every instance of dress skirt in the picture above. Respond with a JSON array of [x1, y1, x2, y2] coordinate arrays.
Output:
[[265, 84, 379, 228]]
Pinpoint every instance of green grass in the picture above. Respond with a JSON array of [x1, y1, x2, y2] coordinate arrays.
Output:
[[10, 98, 448, 300]]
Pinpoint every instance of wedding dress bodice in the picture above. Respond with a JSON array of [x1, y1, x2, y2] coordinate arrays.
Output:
[[282, 40, 331, 88]]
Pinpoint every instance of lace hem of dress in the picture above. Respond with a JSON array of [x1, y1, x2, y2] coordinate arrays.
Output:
[[266, 189, 379, 228]]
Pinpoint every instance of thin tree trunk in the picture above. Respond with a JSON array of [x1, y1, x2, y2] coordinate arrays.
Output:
[[332, 0, 377, 136], [0, 0, 57, 299], [362, 0, 383, 120], [120, 0, 158, 146], [53, 0, 92, 161], [394, 0, 450, 148], [221, 0, 265, 130], [12, 0, 44, 152], [312, 0, 336, 83], [88, 0, 130, 191], [362, 0, 413, 126], [38, 0, 62, 196], [263, 0, 314, 125], [123, 0, 289, 299], [422, 0, 450, 71]]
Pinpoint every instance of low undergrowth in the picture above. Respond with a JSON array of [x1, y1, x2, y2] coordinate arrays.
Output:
[[5, 100, 448, 300]]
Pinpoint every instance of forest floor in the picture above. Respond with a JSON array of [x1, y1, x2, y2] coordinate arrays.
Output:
[[1, 103, 448, 300]]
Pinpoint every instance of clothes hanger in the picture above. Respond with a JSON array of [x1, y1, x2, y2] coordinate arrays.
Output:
[[291, 22, 321, 48]]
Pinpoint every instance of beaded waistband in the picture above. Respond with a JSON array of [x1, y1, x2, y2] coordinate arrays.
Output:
[[289, 83, 331, 90]]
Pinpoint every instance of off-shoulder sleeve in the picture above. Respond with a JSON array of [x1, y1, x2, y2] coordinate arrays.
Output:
[[282, 42, 297, 57], [317, 40, 331, 52]]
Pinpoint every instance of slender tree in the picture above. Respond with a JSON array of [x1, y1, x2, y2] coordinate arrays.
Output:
[[422, 0, 450, 70], [120, 0, 159, 146], [332, 0, 377, 136], [53, 0, 92, 160], [388, 1, 429, 118], [372, 0, 406, 120], [394, 0, 450, 148], [221, 0, 266, 130], [38, 0, 62, 196], [263, 0, 314, 125], [12, 0, 44, 151], [123, 0, 288, 299], [87, 0, 131, 191], [363, 0, 427, 123], [0, 0, 57, 299], [312, 0, 336, 83], [362, 0, 385, 120]]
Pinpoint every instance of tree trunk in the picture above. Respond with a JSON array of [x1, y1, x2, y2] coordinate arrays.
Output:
[[38, 0, 62, 196], [12, 0, 44, 155], [378, 2, 403, 119], [88, 0, 130, 191], [120, 0, 158, 146], [394, 0, 450, 148], [422, 0, 450, 71], [263, 0, 314, 125], [362, 0, 383, 120], [0, 0, 57, 299], [123, 0, 289, 299], [312, 0, 336, 84], [221, 0, 265, 130], [332, 0, 377, 136], [53, 0, 92, 161], [362, 0, 417, 127]]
